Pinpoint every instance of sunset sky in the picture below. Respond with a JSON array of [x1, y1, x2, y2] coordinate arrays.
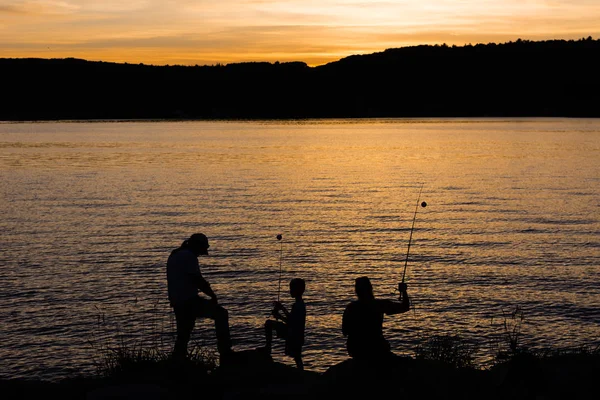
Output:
[[1, 0, 599, 66]]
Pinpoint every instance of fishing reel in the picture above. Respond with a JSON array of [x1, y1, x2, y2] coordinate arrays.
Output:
[[393, 282, 408, 294], [391, 282, 408, 299], [392, 282, 409, 302]]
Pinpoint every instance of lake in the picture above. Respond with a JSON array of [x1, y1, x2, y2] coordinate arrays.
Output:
[[0, 118, 599, 380]]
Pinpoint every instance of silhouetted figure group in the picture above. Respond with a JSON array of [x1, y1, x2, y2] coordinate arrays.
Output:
[[166, 233, 410, 368]]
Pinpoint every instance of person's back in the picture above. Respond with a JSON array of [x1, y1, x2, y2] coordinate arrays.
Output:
[[342, 277, 409, 361], [343, 298, 390, 359], [167, 246, 201, 307]]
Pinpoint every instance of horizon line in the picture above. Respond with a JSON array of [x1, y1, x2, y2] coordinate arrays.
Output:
[[2, 36, 596, 69]]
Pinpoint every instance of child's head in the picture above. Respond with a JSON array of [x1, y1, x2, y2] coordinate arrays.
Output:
[[289, 278, 305, 298]]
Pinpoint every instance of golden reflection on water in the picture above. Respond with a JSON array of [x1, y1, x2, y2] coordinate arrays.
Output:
[[0, 119, 599, 378]]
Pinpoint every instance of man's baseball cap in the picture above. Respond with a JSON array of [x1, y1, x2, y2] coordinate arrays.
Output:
[[188, 233, 210, 254]]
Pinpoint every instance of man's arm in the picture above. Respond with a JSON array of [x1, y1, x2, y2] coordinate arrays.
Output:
[[382, 283, 410, 315], [186, 254, 218, 301], [192, 274, 218, 301]]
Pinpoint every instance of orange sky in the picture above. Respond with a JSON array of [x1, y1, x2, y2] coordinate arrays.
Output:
[[1, 1, 599, 66]]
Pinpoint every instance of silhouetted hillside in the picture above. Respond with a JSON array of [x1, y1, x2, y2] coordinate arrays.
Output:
[[2, 37, 599, 120]]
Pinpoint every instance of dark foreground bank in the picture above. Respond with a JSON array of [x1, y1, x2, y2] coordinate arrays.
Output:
[[2, 348, 598, 400], [2, 38, 600, 120]]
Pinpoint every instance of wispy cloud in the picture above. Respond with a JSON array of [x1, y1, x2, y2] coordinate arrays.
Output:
[[0, 5, 24, 14], [1, 0, 599, 65], [0, 1, 80, 15]]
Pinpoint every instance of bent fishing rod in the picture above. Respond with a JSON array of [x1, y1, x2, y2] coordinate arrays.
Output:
[[401, 184, 427, 285], [393, 184, 427, 315]]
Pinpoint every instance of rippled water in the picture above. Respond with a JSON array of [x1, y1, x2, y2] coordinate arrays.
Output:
[[1, 119, 599, 380]]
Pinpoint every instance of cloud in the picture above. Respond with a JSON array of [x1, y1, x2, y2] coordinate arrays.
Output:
[[0, 6, 22, 14], [76, 0, 151, 13], [0, 1, 80, 15], [1, 0, 599, 66], [3, 20, 598, 67]]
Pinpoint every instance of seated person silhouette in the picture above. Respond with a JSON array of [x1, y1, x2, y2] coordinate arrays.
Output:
[[263, 278, 306, 369], [342, 276, 410, 361]]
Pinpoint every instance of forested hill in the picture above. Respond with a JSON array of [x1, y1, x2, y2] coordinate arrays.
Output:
[[2, 38, 599, 120]]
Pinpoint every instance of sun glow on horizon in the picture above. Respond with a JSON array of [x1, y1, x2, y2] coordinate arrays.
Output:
[[1, 0, 599, 66]]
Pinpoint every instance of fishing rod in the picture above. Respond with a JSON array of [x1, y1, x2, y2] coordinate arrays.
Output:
[[401, 184, 427, 284], [267, 234, 284, 319], [396, 186, 427, 316], [276, 234, 283, 302]]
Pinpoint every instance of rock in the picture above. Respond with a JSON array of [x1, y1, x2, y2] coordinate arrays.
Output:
[[212, 348, 321, 399], [319, 354, 489, 400], [86, 384, 169, 400]]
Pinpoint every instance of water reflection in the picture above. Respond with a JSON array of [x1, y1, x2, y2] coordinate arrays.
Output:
[[0, 119, 599, 379]]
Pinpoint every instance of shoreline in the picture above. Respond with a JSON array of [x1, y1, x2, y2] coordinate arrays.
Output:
[[3, 40, 600, 121], [2, 349, 598, 400], [2, 116, 600, 124]]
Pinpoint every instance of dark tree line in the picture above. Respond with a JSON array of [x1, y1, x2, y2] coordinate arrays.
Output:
[[1, 37, 599, 120]]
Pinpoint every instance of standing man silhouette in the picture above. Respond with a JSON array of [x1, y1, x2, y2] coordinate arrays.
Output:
[[342, 276, 410, 361], [167, 233, 233, 362]]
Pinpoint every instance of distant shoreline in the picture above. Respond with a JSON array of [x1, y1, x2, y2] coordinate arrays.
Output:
[[2, 38, 599, 121], [2, 116, 599, 124]]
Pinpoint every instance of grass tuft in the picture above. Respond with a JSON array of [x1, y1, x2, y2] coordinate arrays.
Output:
[[415, 334, 479, 369]]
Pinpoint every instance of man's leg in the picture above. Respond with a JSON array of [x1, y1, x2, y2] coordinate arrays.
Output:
[[173, 305, 196, 360], [213, 305, 232, 354], [294, 356, 304, 370], [196, 298, 232, 354]]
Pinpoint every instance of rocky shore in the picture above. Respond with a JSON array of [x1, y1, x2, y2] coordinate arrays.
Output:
[[2, 348, 598, 400]]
